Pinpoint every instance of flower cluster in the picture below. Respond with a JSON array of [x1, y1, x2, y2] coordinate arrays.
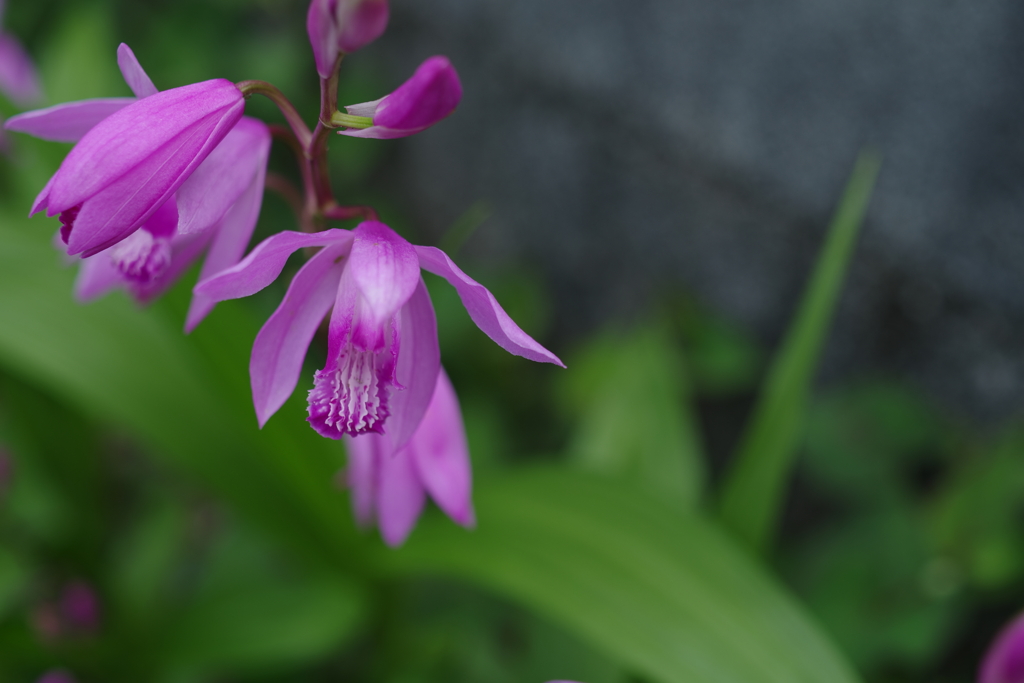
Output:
[[6, 0, 561, 546]]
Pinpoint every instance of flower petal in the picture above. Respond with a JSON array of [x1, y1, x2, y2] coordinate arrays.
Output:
[[130, 230, 211, 305], [348, 221, 420, 330], [377, 443, 426, 547], [116, 43, 157, 99], [387, 279, 440, 450], [47, 79, 244, 216], [306, 0, 339, 80], [184, 124, 271, 332], [981, 610, 1024, 683], [409, 367, 474, 527], [0, 32, 40, 105], [250, 242, 348, 427], [4, 98, 135, 143], [193, 228, 354, 302], [73, 252, 123, 302], [344, 431, 379, 527], [414, 245, 565, 366], [176, 117, 270, 236]]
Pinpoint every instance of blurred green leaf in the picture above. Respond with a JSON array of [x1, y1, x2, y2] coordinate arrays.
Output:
[[561, 323, 706, 507], [161, 574, 364, 677], [0, 547, 30, 621], [384, 468, 862, 683], [718, 151, 881, 552]]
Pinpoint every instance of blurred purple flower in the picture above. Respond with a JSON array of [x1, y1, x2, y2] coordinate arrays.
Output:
[[307, 0, 389, 77], [195, 220, 562, 443], [7, 45, 269, 328], [338, 56, 461, 139], [0, 0, 41, 106], [59, 580, 99, 633], [0, 447, 11, 496], [8, 44, 244, 258], [36, 670, 77, 683], [981, 610, 1024, 683], [346, 367, 474, 546]]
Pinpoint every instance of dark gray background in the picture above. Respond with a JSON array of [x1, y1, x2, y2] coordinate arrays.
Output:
[[375, 0, 1024, 419]]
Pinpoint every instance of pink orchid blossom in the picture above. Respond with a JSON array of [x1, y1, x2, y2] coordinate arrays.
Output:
[[11, 46, 244, 258], [338, 56, 461, 139], [981, 610, 1024, 683], [346, 367, 474, 546], [307, 0, 389, 77], [195, 220, 562, 445], [0, 0, 40, 106], [36, 671, 77, 683], [8, 45, 269, 329]]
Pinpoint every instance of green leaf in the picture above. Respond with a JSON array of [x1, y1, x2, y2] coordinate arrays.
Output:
[[562, 323, 706, 507], [717, 151, 882, 552], [382, 468, 861, 683], [160, 575, 365, 677]]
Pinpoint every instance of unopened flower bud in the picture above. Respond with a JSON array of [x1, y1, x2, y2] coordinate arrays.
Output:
[[333, 56, 462, 140], [307, 0, 389, 78]]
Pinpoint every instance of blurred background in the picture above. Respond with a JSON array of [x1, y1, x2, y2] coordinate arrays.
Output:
[[0, 0, 1023, 681]]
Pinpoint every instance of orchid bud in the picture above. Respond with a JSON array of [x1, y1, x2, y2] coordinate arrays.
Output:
[[333, 56, 462, 140], [307, 0, 389, 78], [981, 610, 1024, 683]]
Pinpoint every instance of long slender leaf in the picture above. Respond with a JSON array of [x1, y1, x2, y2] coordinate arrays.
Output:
[[718, 151, 881, 552], [382, 468, 862, 683]]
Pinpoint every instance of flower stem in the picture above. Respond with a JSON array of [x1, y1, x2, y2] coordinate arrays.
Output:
[[236, 80, 312, 149], [308, 54, 344, 212]]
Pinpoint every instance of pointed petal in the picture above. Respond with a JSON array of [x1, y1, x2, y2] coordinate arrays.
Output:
[[415, 246, 565, 366], [48, 79, 244, 216], [184, 126, 270, 332], [193, 228, 353, 302], [377, 443, 426, 547], [116, 43, 158, 99], [250, 242, 348, 427], [5, 98, 135, 143], [409, 367, 475, 527], [387, 279, 440, 450], [344, 432, 380, 527], [0, 32, 41, 105], [343, 97, 382, 118], [307, 0, 339, 79], [176, 117, 270, 236], [73, 252, 123, 301], [348, 221, 420, 330]]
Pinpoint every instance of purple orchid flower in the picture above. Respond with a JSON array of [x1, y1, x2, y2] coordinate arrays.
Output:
[[194, 220, 562, 446], [35, 671, 77, 683], [7, 45, 269, 329], [307, 0, 389, 77], [346, 366, 473, 546], [980, 610, 1024, 683], [337, 56, 461, 139], [8, 45, 245, 258], [0, 0, 41, 106]]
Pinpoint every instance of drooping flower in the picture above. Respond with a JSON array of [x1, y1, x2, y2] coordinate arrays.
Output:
[[195, 220, 562, 447], [336, 56, 461, 139], [980, 610, 1024, 683], [7, 45, 269, 328], [346, 367, 474, 546], [307, 0, 389, 77], [18, 61, 244, 257], [0, 0, 41, 106]]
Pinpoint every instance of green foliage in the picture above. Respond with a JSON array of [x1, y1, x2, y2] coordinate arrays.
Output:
[[718, 151, 882, 552]]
